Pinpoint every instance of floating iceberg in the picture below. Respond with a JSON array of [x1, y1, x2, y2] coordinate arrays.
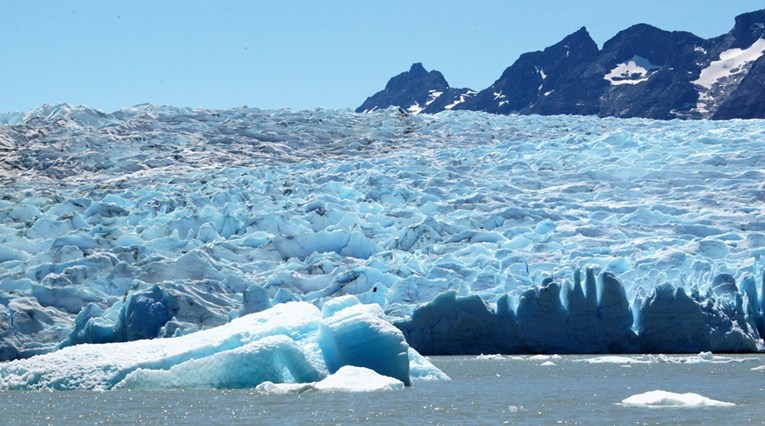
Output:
[[1, 104, 765, 359], [312, 365, 405, 392], [621, 390, 735, 408], [255, 365, 405, 394], [0, 296, 445, 390]]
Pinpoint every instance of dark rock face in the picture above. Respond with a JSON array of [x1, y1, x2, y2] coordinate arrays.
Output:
[[356, 63, 475, 114], [731, 9, 765, 47], [594, 25, 705, 119], [457, 27, 601, 116], [359, 9, 765, 120]]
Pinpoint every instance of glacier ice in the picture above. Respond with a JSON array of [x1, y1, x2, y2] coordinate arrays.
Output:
[[0, 296, 444, 390], [319, 295, 411, 386], [397, 269, 765, 354], [1, 103, 765, 360]]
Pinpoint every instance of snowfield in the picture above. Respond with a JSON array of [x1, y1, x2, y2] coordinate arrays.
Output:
[[1, 104, 765, 362]]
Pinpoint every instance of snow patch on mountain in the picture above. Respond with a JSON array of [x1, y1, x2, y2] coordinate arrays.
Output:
[[444, 90, 476, 110], [694, 38, 765, 115], [695, 39, 765, 89], [604, 56, 660, 86]]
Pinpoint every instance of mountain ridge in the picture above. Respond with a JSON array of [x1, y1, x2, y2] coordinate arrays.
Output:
[[357, 8, 765, 119]]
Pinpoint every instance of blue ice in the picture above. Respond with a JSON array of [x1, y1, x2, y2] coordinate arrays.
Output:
[[1, 104, 765, 362], [0, 297, 444, 390]]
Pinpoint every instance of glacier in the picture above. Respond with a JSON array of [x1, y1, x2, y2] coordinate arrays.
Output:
[[1, 103, 765, 368]]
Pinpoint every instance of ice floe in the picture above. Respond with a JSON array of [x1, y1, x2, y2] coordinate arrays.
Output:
[[620, 390, 735, 408]]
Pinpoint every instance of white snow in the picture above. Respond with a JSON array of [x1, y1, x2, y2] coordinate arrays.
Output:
[[443, 99, 461, 110], [694, 38, 765, 115], [444, 90, 476, 110], [604, 56, 659, 85], [621, 390, 735, 408], [492, 91, 508, 106], [407, 103, 423, 115], [407, 89, 444, 114], [425, 90, 443, 106], [694, 39, 765, 89]]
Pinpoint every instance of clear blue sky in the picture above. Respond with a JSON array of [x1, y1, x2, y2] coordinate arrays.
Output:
[[1, 1, 763, 113]]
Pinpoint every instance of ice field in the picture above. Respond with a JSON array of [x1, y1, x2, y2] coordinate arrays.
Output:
[[1, 104, 765, 386]]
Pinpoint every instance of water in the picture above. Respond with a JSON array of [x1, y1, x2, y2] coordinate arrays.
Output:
[[2, 355, 765, 425]]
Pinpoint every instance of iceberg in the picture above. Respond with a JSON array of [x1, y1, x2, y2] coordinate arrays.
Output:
[[254, 365, 405, 394], [312, 365, 405, 392], [0, 297, 446, 390], [621, 390, 735, 408]]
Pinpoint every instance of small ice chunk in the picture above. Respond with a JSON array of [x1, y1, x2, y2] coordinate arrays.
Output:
[[621, 390, 735, 407], [254, 381, 314, 394], [583, 356, 648, 364], [314, 366, 404, 392], [476, 354, 504, 360]]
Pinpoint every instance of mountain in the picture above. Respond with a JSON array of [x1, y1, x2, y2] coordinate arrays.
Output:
[[359, 9, 765, 120], [356, 63, 476, 114]]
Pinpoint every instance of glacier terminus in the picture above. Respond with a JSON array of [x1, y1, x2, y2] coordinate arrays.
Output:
[[1, 104, 765, 389]]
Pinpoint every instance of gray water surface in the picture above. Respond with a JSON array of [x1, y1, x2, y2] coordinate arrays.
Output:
[[2, 355, 764, 425]]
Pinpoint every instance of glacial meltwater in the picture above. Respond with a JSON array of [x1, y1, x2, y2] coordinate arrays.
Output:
[[2, 354, 764, 425]]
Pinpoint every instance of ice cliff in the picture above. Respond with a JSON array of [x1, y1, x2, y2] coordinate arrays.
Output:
[[397, 269, 765, 355]]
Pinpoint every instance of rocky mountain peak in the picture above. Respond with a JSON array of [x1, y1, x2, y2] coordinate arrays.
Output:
[[358, 8, 765, 120]]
